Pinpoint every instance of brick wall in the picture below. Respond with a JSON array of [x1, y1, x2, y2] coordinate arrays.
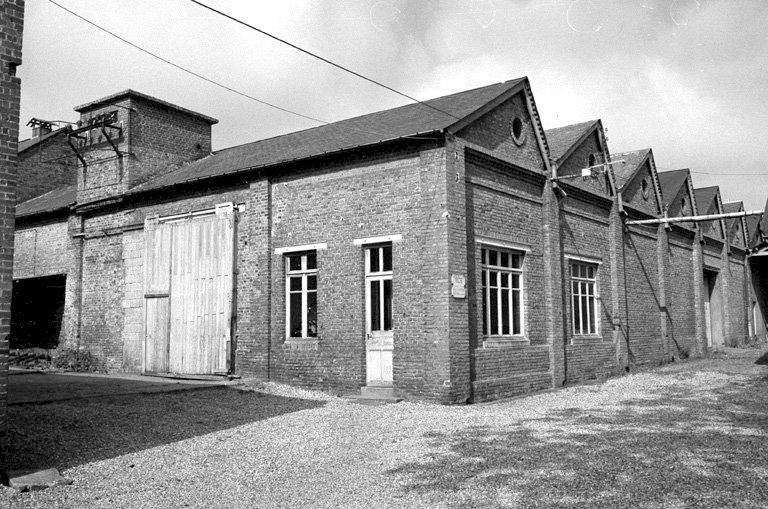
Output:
[[665, 231, 699, 358], [623, 227, 664, 366], [121, 229, 143, 371], [0, 0, 23, 468], [13, 220, 70, 278], [128, 97, 212, 188], [80, 234, 125, 369], [18, 132, 76, 203], [461, 147, 553, 400], [457, 91, 546, 173], [559, 202, 621, 382], [726, 254, 748, 346], [262, 141, 453, 401], [622, 161, 662, 218], [76, 186, 249, 371], [556, 130, 612, 198]]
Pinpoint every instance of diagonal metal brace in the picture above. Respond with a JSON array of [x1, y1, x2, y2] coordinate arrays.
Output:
[[67, 135, 87, 168], [100, 121, 122, 157]]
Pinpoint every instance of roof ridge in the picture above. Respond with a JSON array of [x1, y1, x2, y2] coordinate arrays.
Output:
[[207, 79, 521, 155], [545, 119, 600, 133]]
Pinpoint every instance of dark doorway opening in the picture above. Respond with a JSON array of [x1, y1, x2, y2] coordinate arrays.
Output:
[[10, 274, 66, 349]]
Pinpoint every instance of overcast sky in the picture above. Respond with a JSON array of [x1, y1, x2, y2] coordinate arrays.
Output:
[[18, 0, 768, 210]]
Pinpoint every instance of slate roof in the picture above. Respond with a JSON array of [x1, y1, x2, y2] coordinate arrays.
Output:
[[544, 120, 599, 163], [722, 201, 746, 245], [611, 149, 650, 189], [747, 214, 763, 248], [16, 186, 76, 218], [694, 186, 719, 213], [132, 78, 529, 193], [18, 126, 70, 154], [657, 169, 690, 209], [722, 201, 742, 214]]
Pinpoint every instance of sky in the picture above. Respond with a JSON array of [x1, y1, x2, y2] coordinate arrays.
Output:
[[18, 0, 768, 211]]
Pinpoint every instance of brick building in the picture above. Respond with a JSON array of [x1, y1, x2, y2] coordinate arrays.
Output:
[[12, 77, 763, 403], [1, 0, 24, 468]]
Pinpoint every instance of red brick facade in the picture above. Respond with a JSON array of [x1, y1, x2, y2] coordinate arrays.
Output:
[[11, 80, 761, 404]]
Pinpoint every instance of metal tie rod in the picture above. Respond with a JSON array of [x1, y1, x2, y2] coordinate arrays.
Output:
[[625, 210, 763, 226]]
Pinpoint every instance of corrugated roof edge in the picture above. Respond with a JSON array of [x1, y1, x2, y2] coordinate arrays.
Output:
[[74, 89, 219, 124]]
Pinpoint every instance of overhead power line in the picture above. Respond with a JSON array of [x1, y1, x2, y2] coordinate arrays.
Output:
[[47, 0, 328, 126], [187, 0, 461, 122]]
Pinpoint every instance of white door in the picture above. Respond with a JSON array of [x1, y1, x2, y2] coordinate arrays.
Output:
[[365, 245, 393, 385]]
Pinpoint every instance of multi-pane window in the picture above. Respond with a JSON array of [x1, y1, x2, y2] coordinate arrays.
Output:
[[481, 247, 524, 337], [366, 245, 393, 332], [571, 261, 599, 336], [286, 252, 317, 338]]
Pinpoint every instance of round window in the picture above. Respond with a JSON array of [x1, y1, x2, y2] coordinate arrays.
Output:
[[641, 178, 650, 200], [511, 117, 525, 145]]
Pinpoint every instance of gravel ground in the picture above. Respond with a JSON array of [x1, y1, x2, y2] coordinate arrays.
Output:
[[2, 348, 767, 508]]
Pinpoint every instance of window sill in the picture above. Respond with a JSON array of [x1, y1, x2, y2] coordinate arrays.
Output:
[[482, 336, 529, 348], [570, 334, 604, 343], [283, 338, 320, 351]]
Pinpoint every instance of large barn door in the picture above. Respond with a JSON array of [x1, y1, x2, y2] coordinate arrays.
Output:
[[144, 204, 235, 375]]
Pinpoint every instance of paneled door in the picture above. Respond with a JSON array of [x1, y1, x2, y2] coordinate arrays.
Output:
[[365, 244, 393, 385]]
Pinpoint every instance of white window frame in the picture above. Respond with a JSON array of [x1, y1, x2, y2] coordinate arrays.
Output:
[[285, 252, 318, 339], [570, 260, 600, 336], [480, 246, 525, 338], [365, 244, 393, 333]]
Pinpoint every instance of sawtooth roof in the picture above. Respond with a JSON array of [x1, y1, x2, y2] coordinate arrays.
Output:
[[16, 185, 76, 218], [657, 169, 690, 209], [544, 120, 599, 163], [132, 78, 531, 193], [611, 149, 650, 189]]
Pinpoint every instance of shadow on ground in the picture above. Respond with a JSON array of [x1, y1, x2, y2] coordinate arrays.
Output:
[[3, 387, 324, 472], [389, 370, 768, 508], [7, 372, 224, 404]]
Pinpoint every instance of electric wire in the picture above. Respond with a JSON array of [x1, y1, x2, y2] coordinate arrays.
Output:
[[187, 0, 462, 122], [47, 0, 328, 126], [45, 0, 444, 146], [41, 1, 767, 188]]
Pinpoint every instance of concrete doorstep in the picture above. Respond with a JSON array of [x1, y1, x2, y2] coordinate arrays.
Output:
[[344, 386, 403, 405], [3, 468, 73, 492]]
